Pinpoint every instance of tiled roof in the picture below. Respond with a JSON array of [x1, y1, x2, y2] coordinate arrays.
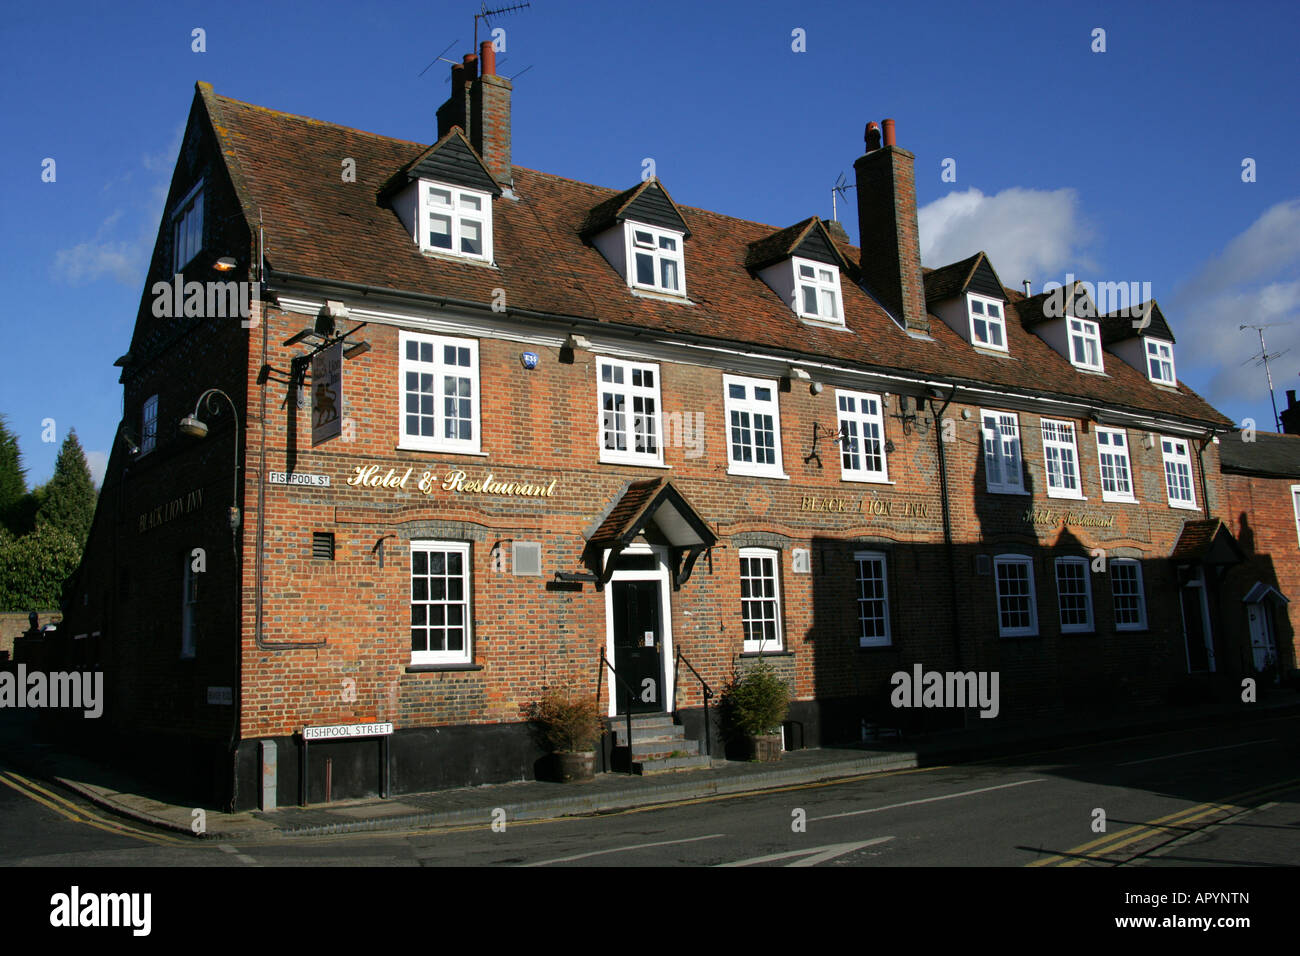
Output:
[[589, 479, 664, 543], [1218, 431, 1300, 478], [201, 87, 1231, 429], [922, 252, 981, 303], [1099, 301, 1177, 345], [1171, 519, 1223, 560]]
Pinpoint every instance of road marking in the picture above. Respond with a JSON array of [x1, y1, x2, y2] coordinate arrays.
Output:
[[0, 771, 190, 847], [218, 843, 260, 866], [1027, 777, 1300, 867], [1116, 739, 1276, 767], [520, 832, 727, 866], [809, 778, 1045, 822], [719, 837, 894, 867]]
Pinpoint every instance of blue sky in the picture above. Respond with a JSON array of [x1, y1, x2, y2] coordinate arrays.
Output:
[[2, 0, 1298, 487]]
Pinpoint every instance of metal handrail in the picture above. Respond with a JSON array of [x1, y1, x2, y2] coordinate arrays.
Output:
[[596, 649, 638, 774], [674, 649, 714, 757]]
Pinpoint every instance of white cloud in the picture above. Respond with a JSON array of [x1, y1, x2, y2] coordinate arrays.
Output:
[[1170, 199, 1300, 416], [85, 450, 108, 489], [52, 238, 146, 285], [918, 187, 1094, 285]]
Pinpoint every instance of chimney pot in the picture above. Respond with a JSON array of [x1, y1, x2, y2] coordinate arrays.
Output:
[[462, 53, 478, 80], [480, 40, 495, 75], [865, 122, 882, 151], [1288, 389, 1297, 407], [882, 118, 896, 147], [1023, 280, 1032, 296]]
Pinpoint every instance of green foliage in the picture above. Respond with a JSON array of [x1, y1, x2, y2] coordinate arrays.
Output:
[[0, 415, 28, 535], [0, 523, 82, 611], [528, 688, 605, 752], [36, 429, 97, 548], [719, 661, 790, 738]]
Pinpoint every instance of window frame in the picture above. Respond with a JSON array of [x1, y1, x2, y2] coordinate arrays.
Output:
[[409, 540, 473, 666], [597, 356, 665, 466], [1292, 485, 1300, 548], [141, 395, 159, 456], [1041, 418, 1085, 500], [854, 550, 892, 647], [723, 374, 787, 478], [836, 389, 889, 483], [1160, 436, 1198, 509], [171, 180, 204, 273], [981, 410, 1024, 494], [1068, 317, 1104, 371], [418, 180, 493, 262], [1095, 426, 1137, 503], [1146, 338, 1176, 386], [739, 547, 783, 653], [398, 331, 481, 454], [1054, 556, 1094, 633], [994, 554, 1038, 637], [1110, 559, 1147, 631], [792, 256, 844, 323], [967, 293, 1008, 352], [624, 221, 686, 296]]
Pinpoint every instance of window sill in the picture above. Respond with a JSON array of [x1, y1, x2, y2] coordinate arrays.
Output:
[[629, 287, 693, 305], [1168, 501, 1200, 511], [856, 642, 895, 651], [796, 315, 849, 331], [1115, 625, 1149, 633], [1101, 495, 1139, 505], [395, 445, 489, 457], [740, 650, 794, 658], [841, 474, 895, 485], [418, 249, 498, 269], [1061, 629, 1097, 636], [727, 467, 790, 480], [986, 487, 1030, 496], [1046, 491, 1087, 501], [600, 457, 670, 470], [971, 343, 1010, 356], [405, 663, 483, 673], [998, 631, 1040, 639]]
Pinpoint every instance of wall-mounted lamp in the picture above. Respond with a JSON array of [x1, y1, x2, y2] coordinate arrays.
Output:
[[213, 256, 238, 272], [810, 381, 823, 395], [961, 407, 971, 420], [1143, 432, 1156, 450], [565, 333, 591, 350]]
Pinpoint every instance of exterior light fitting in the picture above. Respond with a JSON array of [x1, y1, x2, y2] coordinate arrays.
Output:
[[213, 257, 238, 272], [178, 415, 209, 438], [343, 341, 371, 360], [565, 334, 591, 350]]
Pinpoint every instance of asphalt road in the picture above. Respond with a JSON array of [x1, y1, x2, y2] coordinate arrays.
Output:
[[1, 714, 1297, 869]]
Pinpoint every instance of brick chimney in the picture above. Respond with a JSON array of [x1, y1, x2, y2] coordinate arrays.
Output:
[[853, 119, 928, 334], [1281, 390, 1300, 435], [436, 41, 513, 187]]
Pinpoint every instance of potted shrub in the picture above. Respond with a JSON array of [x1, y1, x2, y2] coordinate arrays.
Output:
[[528, 688, 604, 782], [719, 662, 790, 762]]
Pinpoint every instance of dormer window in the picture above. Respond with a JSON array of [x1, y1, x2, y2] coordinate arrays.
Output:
[[627, 223, 684, 295], [419, 182, 493, 261], [172, 181, 204, 273], [1068, 318, 1103, 371], [793, 257, 842, 322], [1146, 339, 1176, 385], [967, 294, 1006, 351]]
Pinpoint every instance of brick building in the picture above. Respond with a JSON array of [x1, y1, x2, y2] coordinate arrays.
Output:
[[59, 46, 1281, 810]]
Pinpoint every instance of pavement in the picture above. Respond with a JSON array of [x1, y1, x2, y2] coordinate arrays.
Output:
[[3, 691, 1297, 842]]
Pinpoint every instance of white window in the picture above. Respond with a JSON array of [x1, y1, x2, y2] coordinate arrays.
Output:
[[181, 555, 198, 659], [723, 375, 786, 478], [141, 395, 158, 455], [793, 257, 842, 322], [1055, 557, 1094, 633], [1110, 559, 1146, 630], [981, 410, 1024, 493], [410, 541, 472, 665], [1096, 427, 1136, 502], [994, 555, 1038, 637], [855, 551, 891, 647], [420, 182, 492, 261], [1292, 485, 1300, 547], [598, 357, 663, 465], [1146, 339, 1176, 385], [1160, 437, 1197, 509], [739, 548, 782, 652], [1041, 419, 1084, 499], [967, 294, 1007, 351], [399, 332, 480, 453], [836, 390, 888, 482], [172, 181, 204, 272], [626, 222, 685, 295], [1068, 318, 1103, 371]]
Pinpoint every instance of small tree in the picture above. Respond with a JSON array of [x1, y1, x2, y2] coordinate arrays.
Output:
[[527, 688, 605, 752], [36, 429, 97, 548], [719, 661, 790, 739]]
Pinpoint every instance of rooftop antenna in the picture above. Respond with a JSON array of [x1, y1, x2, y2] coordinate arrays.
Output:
[[417, 40, 459, 78], [1240, 323, 1290, 431], [475, 1, 531, 50], [831, 171, 854, 222]]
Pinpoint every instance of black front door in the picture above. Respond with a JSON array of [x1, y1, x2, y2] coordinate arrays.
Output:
[[612, 580, 663, 714], [1181, 583, 1213, 673]]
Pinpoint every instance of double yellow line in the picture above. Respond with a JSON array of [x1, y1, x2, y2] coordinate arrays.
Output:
[[1028, 777, 1300, 867], [0, 770, 193, 848]]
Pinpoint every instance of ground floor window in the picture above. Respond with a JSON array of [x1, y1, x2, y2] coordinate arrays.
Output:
[[739, 547, 782, 652], [854, 551, 891, 646], [1110, 559, 1146, 630], [995, 554, 1037, 637], [1055, 556, 1093, 632], [410, 540, 471, 665]]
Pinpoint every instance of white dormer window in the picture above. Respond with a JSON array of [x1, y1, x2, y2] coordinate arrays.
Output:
[[420, 182, 492, 261], [1146, 339, 1176, 385], [627, 223, 685, 295], [967, 294, 1007, 351], [793, 257, 842, 322], [172, 181, 204, 273], [1068, 318, 1103, 371]]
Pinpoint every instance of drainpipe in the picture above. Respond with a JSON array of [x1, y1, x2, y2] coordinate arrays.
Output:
[[927, 387, 961, 673], [1195, 430, 1216, 520]]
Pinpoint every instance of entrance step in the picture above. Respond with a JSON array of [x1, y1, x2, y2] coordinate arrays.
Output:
[[633, 754, 715, 775], [607, 713, 712, 775]]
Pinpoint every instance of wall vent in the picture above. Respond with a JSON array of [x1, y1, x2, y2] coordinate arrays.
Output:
[[975, 554, 991, 575], [512, 541, 542, 576], [313, 532, 336, 561]]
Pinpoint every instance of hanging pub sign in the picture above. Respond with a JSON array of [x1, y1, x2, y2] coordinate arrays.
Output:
[[312, 342, 343, 446]]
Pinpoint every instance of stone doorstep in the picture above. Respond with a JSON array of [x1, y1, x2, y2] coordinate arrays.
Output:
[[632, 754, 715, 775]]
